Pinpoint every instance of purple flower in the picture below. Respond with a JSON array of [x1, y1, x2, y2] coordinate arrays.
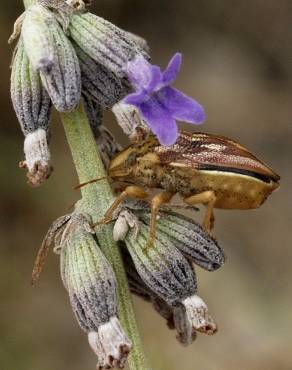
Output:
[[123, 53, 206, 145]]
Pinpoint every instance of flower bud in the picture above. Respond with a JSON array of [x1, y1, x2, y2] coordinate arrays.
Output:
[[112, 102, 149, 140], [11, 39, 52, 137], [38, 0, 87, 32], [121, 245, 151, 301], [22, 4, 57, 72], [68, 12, 149, 77], [126, 31, 150, 54], [121, 238, 216, 345], [82, 95, 121, 169], [74, 43, 130, 108], [11, 39, 53, 186], [39, 16, 81, 112], [121, 246, 174, 327], [125, 221, 197, 307], [138, 209, 226, 271], [60, 212, 131, 369], [82, 94, 103, 138], [95, 127, 122, 170], [114, 200, 225, 271]]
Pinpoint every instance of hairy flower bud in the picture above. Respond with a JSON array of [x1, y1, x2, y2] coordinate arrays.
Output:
[[11, 39, 52, 186], [95, 127, 122, 170], [125, 31, 150, 54], [60, 212, 132, 369], [137, 209, 225, 271], [113, 200, 225, 272], [68, 12, 148, 77], [114, 203, 220, 343], [121, 235, 216, 345], [121, 246, 174, 327], [22, 4, 57, 72], [74, 43, 130, 108], [39, 16, 81, 112], [81, 96, 122, 169], [11, 39, 52, 136], [125, 222, 197, 307], [121, 246, 151, 301], [82, 94, 103, 137], [112, 102, 149, 140]]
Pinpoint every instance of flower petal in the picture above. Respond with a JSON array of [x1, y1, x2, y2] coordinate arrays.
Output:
[[139, 97, 178, 145], [126, 56, 163, 92], [162, 53, 182, 85], [123, 90, 147, 105], [146, 65, 163, 93], [158, 86, 206, 124], [126, 56, 153, 90]]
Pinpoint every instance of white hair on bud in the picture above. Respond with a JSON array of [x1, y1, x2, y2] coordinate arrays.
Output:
[[88, 317, 132, 369], [173, 294, 217, 346], [24, 128, 50, 172]]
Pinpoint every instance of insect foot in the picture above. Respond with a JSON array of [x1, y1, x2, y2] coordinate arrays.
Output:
[[59, 211, 132, 369]]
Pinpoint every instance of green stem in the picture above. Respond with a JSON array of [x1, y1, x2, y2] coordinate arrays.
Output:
[[61, 106, 150, 370], [21, 1, 151, 369]]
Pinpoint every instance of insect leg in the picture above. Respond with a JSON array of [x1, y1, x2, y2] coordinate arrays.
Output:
[[146, 191, 174, 248], [92, 185, 149, 227], [183, 191, 216, 232]]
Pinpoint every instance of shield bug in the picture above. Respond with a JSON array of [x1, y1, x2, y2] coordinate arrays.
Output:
[[81, 130, 280, 245]]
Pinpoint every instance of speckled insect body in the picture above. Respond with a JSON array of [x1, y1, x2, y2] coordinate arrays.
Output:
[[103, 130, 280, 242]]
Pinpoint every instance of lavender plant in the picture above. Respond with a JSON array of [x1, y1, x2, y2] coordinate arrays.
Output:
[[10, 1, 225, 369]]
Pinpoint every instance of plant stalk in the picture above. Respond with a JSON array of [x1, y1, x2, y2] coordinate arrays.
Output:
[[61, 105, 150, 370], [22, 0, 151, 368]]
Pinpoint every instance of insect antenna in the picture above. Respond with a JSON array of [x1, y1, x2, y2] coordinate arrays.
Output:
[[74, 176, 110, 190]]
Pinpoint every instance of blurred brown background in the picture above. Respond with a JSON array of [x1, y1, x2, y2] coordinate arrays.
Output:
[[1, 1, 292, 369]]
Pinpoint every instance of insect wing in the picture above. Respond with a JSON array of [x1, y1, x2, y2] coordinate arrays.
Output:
[[154, 131, 280, 182]]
